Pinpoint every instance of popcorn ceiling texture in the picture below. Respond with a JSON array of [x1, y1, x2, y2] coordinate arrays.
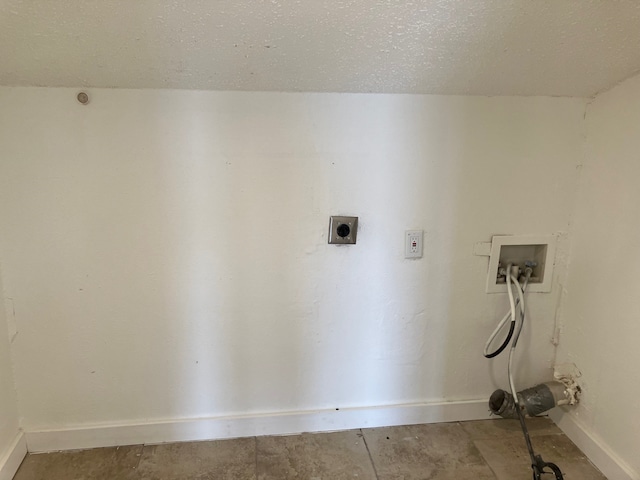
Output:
[[1, 0, 640, 96]]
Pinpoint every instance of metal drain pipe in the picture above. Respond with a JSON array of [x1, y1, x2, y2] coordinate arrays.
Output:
[[489, 381, 573, 419]]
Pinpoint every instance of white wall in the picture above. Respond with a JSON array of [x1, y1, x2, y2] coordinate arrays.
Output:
[[554, 73, 640, 479], [0, 88, 585, 436], [0, 268, 22, 476]]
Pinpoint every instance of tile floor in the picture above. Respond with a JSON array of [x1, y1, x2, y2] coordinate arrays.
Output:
[[13, 417, 606, 479]]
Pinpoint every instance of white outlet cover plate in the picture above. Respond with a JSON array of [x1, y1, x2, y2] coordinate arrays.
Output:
[[486, 235, 557, 293], [405, 230, 423, 258]]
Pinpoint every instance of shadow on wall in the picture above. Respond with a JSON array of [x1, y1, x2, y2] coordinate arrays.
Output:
[[147, 93, 460, 419], [72, 91, 470, 421], [0, 84, 581, 434]]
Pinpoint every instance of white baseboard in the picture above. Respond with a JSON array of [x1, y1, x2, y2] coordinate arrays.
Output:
[[550, 409, 639, 480], [0, 432, 27, 480], [26, 399, 489, 453]]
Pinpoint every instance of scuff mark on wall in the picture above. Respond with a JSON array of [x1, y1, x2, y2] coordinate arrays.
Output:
[[554, 362, 582, 406], [3, 298, 17, 342]]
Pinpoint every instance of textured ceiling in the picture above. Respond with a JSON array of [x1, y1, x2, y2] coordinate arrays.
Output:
[[2, 0, 640, 96]]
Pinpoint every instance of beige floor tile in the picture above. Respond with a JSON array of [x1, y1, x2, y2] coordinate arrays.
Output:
[[474, 433, 606, 480], [10, 419, 607, 480], [460, 417, 562, 440], [362, 423, 495, 480], [256, 430, 376, 480], [13, 445, 142, 480], [136, 437, 256, 480]]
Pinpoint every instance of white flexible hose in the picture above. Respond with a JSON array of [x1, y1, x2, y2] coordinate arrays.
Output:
[[508, 273, 526, 406], [506, 266, 517, 322], [484, 267, 563, 479], [483, 301, 520, 356], [483, 265, 529, 357]]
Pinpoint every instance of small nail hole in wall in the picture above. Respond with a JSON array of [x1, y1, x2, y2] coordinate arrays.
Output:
[[77, 92, 89, 105]]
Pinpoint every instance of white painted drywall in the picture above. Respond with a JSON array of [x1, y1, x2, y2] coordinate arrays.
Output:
[[555, 73, 640, 478], [0, 88, 585, 433], [0, 270, 21, 468]]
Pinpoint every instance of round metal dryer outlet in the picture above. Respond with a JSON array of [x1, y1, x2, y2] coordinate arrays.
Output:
[[328, 216, 358, 244]]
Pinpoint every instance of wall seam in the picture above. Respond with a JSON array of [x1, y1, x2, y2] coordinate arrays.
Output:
[[0, 267, 25, 441], [549, 97, 594, 368]]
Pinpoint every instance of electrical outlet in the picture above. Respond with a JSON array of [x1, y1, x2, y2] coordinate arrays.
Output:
[[405, 230, 423, 258], [328, 216, 358, 244]]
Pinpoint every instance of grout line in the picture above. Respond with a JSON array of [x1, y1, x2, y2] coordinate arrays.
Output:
[[134, 444, 144, 471], [470, 437, 501, 479], [359, 429, 379, 480], [457, 420, 503, 478], [254, 436, 258, 479]]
